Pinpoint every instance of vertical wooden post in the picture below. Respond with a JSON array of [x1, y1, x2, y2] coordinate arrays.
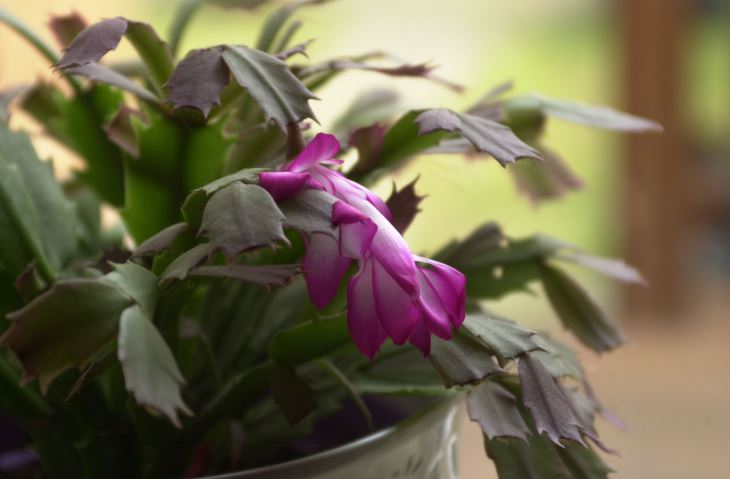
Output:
[[618, 0, 694, 319]]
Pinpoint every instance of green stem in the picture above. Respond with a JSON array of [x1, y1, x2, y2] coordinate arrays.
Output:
[[502, 95, 546, 142], [168, 0, 203, 58], [0, 356, 52, 419], [183, 316, 354, 444], [199, 332, 223, 389], [0, 7, 82, 93], [125, 26, 174, 94], [318, 359, 373, 431], [30, 416, 85, 479], [0, 7, 58, 65], [286, 123, 306, 159], [182, 361, 270, 443]]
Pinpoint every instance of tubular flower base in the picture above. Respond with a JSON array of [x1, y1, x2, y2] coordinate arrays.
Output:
[[260, 134, 466, 358]]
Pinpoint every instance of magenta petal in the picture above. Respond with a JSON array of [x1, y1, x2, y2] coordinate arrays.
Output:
[[333, 202, 377, 258], [288, 133, 342, 172], [332, 201, 369, 224], [365, 190, 392, 221], [371, 259, 419, 344], [347, 259, 387, 359], [303, 233, 351, 309], [417, 271, 454, 339], [259, 171, 311, 201], [415, 256, 466, 328], [369, 235, 419, 296], [339, 221, 377, 259], [409, 323, 432, 357]]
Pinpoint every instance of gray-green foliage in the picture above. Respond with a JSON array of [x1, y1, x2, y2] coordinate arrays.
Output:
[[0, 2, 659, 477]]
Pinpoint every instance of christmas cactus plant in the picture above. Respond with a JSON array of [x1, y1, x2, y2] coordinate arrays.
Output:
[[0, 2, 660, 478]]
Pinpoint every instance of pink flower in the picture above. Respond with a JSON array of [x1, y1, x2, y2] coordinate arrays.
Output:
[[260, 134, 466, 358]]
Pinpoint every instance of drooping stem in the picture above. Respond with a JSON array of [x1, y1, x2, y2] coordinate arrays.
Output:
[[317, 358, 374, 431], [168, 0, 203, 58], [182, 361, 270, 443], [125, 26, 175, 94], [0, 8, 82, 93], [0, 7, 58, 65]]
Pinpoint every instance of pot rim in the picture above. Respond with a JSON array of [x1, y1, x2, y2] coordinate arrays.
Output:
[[201, 393, 463, 479]]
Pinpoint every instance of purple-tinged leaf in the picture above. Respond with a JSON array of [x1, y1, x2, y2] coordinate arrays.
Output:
[[535, 95, 663, 132], [437, 222, 504, 269], [564, 387, 599, 434], [372, 110, 451, 176], [385, 177, 425, 234], [416, 109, 541, 167], [510, 148, 584, 204], [557, 442, 614, 478], [485, 432, 612, 479], [221, 45, 318, 130], [462, 314, 546, 362], [332, 89, 399, 135], [477, 232, 642, 285], [277, 188, 338, 235], [276, 39, 313, 60], [166, 47, 230, 117], [430, 332, 503, 388], [306, 60, 432, 77], [48, 12, 87, 48], [118, 304, 191, 428], [348, 123, 386, 175], [438, 232, 559, 300], [57, 17, 172, 89], [556, 252, 645, 284], [465, 81, 513, 119], [103, 105, 148, 157], [190, 264, 299, 287], [517, 354, 585, 446], [0, 263, 157, 392], [160, 243, 214, 282], [56, 17, 127, 69], [132, 223, 190, 258], [14, 262, 45, 302], [529, 334, 584, 380], [583, 379, 627, 431], [256, 0, 331, 53], [209, 0, 271, 9], [561, 387, 616, 455], [340, 61, 461, 92], [65, 63, 159, 102], [181, 168, 264, 228], [123, 21, 174, 88], [539, 264, 625, 353], [467, 380, 530, 440], [300, 57, 463, 92], [273, 19, 302, 55], [200, 182, 289, 261], [104, 262, 160, 316]]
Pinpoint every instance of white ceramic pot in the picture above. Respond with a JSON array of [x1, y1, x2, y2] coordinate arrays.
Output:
[[202, 396, 463, 479]]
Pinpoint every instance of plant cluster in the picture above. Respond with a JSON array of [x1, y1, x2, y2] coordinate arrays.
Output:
[[0, 1, 658, 478]]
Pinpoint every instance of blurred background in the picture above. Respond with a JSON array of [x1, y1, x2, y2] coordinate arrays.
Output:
[[1, 0, 728, 477]]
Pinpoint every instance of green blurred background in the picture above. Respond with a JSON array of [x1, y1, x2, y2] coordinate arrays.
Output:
[[1, 0, 729, 477]]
